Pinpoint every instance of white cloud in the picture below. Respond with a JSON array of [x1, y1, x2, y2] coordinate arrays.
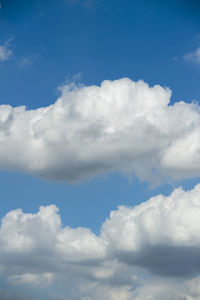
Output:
[[0, 40, 12, 62], [0, 78, 200, 184], [1, 184, 200, 298], [102, 183, 200, 276]]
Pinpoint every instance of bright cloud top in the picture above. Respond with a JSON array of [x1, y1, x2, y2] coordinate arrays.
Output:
[[1, 78, 200, 183], [1, 184, 200, 299]]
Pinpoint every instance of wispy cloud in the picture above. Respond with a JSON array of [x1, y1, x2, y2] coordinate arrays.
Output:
[[0, 39, 12, 62], [17, 54, 39, 68], [183, 46, 200, 63], [18, 56, 33, 67]]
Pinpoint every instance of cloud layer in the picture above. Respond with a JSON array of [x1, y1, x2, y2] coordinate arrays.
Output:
[[1, 184, 200, 299], [1, 78, 200, 183]]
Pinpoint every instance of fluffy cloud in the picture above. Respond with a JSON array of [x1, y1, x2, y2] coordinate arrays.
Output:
[[1, 184, 200, 299], [1, 78, 200, 184], [102, 183, 200, 276], [0, 40, 12, 62]]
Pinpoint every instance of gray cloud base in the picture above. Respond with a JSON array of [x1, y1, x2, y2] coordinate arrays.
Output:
[[1, 184, 200, 299], [1, 78, 200, 183]]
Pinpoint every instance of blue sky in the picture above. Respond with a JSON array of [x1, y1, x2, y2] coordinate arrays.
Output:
[[1, 0, 200, 107], [1, 1, 200, 299]]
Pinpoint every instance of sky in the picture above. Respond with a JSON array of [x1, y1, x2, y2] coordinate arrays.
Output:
[[1, 0, 200, 299]]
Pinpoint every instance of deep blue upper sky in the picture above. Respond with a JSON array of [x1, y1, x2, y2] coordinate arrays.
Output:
[[0, 0, 200, 233], [1, 0, 200, 107]]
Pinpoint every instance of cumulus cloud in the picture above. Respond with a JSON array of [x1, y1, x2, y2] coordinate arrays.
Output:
[[102, 183, 200, 276], [0, 40, 12, 62], [1, 78, 200, 184], [184, 47, 200, 64], [1, 184, 200, 298]]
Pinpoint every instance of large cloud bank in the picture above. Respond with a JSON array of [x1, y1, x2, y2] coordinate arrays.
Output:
[[1, 78, 200, 183], [1, 184, 200, 299]]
